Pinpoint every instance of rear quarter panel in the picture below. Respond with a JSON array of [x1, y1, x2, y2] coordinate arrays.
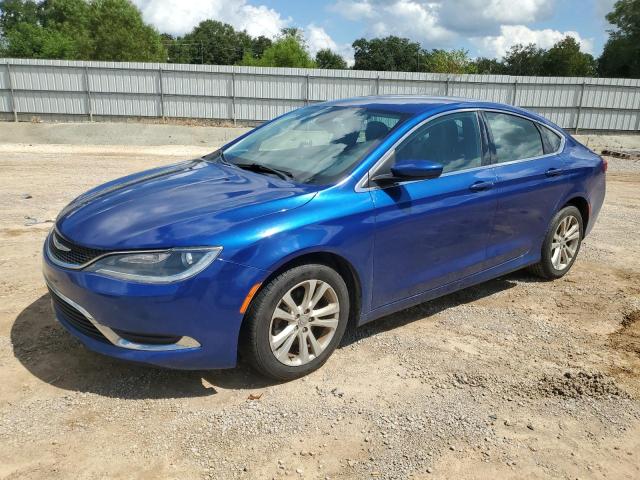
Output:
[[559, 138, 606, 236]]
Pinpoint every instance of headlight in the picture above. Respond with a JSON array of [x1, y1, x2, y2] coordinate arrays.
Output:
[[85, 247, 222, 284]]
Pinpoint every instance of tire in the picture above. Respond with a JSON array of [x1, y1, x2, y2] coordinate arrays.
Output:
[[529, 205, 583, 280], [241, 264, 350, 380]]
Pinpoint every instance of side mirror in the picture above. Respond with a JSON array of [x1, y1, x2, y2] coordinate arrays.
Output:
[[371, 160, 444, 185]]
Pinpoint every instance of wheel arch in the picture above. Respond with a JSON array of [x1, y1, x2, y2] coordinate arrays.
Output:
[[562, 196, 590, 233], [238, 250, 363, 349]]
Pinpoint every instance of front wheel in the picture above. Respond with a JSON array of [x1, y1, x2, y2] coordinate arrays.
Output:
[[529, 205, 583, 279], [241, 264, 349, 380]]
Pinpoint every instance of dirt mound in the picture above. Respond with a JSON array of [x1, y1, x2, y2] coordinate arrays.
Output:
[[539, 371, 629, 399], [610, 309, 640, 357], [622, 310, 640, 328]]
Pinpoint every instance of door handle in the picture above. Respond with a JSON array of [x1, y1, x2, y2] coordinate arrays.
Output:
[[469, 181, 494, 191], [545, 168, 563, 177]]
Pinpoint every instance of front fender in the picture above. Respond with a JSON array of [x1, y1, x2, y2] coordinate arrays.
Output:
[[218, 187, 377, 318]]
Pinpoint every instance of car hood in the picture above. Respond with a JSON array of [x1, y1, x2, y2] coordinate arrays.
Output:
[[56, 159, 319, 249]]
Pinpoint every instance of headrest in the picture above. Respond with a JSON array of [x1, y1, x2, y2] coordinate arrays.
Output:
[[365, 121, 389, 141]]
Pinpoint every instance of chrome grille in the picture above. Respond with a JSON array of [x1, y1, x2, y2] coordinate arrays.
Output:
[[48, 231, 106, 267]]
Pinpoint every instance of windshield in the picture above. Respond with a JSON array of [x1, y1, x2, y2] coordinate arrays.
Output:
[[222, 105, 409, 185]]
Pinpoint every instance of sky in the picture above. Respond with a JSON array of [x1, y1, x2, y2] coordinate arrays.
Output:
[[131, 0, 619, 65]]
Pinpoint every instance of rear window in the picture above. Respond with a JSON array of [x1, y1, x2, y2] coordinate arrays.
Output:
[[539, 125, 562, 153], [485, 112, 544, 162]]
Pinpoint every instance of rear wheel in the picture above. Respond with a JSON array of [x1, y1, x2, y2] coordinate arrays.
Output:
[[241, 264, 349, 380], [529, 205, 583, 279]]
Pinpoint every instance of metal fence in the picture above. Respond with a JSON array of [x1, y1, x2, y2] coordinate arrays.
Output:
[[1, 58, 640, 132]]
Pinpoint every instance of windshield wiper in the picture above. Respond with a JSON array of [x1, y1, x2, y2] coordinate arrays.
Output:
[[204, 151, 295, 181], [233, 163, 294, 181]]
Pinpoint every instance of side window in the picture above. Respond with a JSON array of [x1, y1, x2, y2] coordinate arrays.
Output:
[[485, 112, 544, 162], [539, 124, 562, 153], [391, 112, 482, 175]]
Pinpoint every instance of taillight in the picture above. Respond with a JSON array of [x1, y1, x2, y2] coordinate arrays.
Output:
[[601, 156, 608, 173]]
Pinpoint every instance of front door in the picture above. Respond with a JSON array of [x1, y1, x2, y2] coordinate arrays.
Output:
[[369, 111, 498, 309]]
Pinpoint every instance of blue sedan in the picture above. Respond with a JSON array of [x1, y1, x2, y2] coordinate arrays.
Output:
[[43, 96, 606, 379]]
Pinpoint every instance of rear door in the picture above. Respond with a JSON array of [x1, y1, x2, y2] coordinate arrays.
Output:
[[483, 110, 570, 266]]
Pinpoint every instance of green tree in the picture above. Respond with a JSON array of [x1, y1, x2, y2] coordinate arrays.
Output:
[[598, 0, 640, 78], [502, 43, 546, 76], [163, 33, 204, 64], [607, 0, 640, 37], [240, 33, 315, 68], [179, 20, 251, 65], [251, 35, 272, 59], [315, 48, 347, 69], [424, 49, 475, 74], [542, 37, 596, 76], [473, 57, 506, 74], [0, 0, 166, 61], [162, 33, 185, 63], [0, 0, 39, 33], [1, 0, 87, 58], [88, 0, 166, 62], [599, 34, 637, 77], [40, 0, 93, 58], [280, 27, 304, 43], [2, 21, 78, 58], [352, 36, 424, 71]]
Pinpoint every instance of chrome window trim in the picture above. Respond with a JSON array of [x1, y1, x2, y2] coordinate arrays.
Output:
[[47, 281, 201, 351], [482, 108, 566, 160], [355, 107, 566, 192]]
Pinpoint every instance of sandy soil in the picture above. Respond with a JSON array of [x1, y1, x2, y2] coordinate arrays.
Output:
[[0, 124, 639, 480]]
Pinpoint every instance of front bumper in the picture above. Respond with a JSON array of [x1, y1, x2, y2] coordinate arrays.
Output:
[[43, 244, 268, 370]]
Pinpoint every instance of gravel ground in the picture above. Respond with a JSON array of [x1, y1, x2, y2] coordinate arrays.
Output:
[[0, 124, 639, 480]]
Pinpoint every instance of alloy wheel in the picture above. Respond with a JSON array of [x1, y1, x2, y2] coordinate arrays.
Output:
[[551, 215, 580, 270], [269, 279, 340, 366]]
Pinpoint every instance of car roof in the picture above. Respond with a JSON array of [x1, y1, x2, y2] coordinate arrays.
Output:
[[321, 95, 554, 126], [322, 95, 467, 114]]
